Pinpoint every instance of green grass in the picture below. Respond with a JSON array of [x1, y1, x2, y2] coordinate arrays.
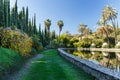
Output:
[[0, 47, 23, 80], [21, 49, 95, 80]]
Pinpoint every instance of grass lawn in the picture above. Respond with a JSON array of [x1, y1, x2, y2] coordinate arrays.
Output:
[[21, 49, 95, 80]]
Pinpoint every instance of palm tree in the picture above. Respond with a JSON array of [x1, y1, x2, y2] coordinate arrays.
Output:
[[57, 20, 64, 38], [78, 23, 87, 35], [97, 24, 113, 37], [44, 19, 51, 45], [102, 5, 118, 44], [97, 20, 110, 47], [44, 19, 51, 32]]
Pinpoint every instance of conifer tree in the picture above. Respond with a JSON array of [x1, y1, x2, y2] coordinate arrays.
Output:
[[0, 0, 4, 27], [4, 0, 10, 27], [25, 7, 29, 33]]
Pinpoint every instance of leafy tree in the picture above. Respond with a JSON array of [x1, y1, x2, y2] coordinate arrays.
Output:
[[83, 27, 90, 38], [78, 23, 87, 35]]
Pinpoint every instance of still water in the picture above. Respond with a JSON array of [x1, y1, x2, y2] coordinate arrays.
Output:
[[66, 50, 120, 72]]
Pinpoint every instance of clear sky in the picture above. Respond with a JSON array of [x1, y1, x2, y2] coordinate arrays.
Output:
[[10, 0, 120, 34]]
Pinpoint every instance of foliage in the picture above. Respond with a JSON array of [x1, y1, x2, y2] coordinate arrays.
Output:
[[78, 23, 87, 35], [44, 19, 51, 31], [69, 37, 79, 47], [103, 37, 115, 47], [74, 38, 92, 48], [0, 47, 23, 79], [60, 34, 70, 47], [32, 35, 43, 51], [30, 48, 38, 55], [92, 39, 103, 48], [57, 20, 64, 37], [50, 39, 64, 48], [0, 27, 32, 56]]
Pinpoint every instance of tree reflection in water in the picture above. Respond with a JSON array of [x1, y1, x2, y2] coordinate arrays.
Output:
[[67, 50, 120, 72]]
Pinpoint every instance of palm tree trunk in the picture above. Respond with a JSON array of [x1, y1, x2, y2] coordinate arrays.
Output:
[[103, 26, 110, 47], [58, 30, 61, 43], [111, 19, 117, 45]]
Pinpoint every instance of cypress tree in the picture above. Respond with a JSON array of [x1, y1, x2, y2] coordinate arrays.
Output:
[[22, 7, 25, 32], [14, 0, 18, 27], [25, 7, 29, 33], [4, 0, 10, 27], [0, 0, 4, 27], [39, 24, 42, 41], [33, 14, 37, 34], [28, 19, 32, 36], [51, 30, 56, 40], [18, 11, 23, 31]]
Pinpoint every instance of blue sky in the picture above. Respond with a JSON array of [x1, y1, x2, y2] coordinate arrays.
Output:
[[10, 0, 120, 34]]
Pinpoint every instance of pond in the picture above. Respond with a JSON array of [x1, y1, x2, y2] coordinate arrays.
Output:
[[66, 50, 120, 72]]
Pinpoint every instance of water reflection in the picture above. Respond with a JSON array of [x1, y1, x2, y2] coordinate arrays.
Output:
[[66, 50, 120, 72]]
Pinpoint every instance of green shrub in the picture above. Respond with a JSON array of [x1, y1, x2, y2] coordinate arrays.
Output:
[[0, 27, 32, 56], [50, 39, 64, 48], [69, 37, 79, 47], [92, 39, 103, 48], [30, 48, 38, 55], [32, 35, 43, 51], [74, 38, 92, 48]]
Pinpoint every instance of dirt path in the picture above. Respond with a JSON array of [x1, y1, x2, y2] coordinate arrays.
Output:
[[7, 54, 44, 80]]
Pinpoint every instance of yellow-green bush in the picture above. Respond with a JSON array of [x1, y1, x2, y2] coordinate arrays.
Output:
[[0, 27, 32, 56]]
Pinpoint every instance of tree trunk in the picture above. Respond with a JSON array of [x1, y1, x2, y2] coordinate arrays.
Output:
[[111, 19, 117, 45]]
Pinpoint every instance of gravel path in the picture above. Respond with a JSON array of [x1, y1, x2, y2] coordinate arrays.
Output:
[[7, 54, 44, 80]]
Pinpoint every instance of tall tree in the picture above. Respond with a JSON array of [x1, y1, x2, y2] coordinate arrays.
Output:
[[14, 0, 18, 27], [78, 23, 87, 35], [97, 24, 113, 37], [28, 19, 32, 36], [38, 24, 42, 42], [25, 7, 29, 33], [44, 19, 51, 32], [57, 20, 64, 38], [33, 14, 37, 34], [4, 0, 10, 27], [102, 5, 118, 44], [83, 28, 90, 38], [22, 7, 25, 31], [10, 0, 18, 28], [0, 0, 4, 27], [44, 19, 51, 44]]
